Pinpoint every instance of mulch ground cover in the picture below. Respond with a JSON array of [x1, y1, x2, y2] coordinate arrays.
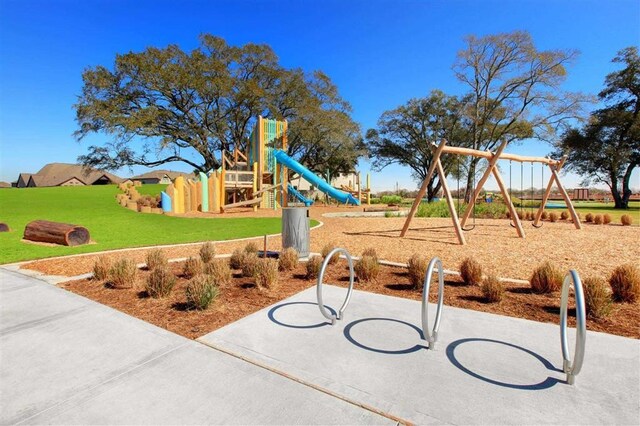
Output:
[[59, 258, 639, 340]]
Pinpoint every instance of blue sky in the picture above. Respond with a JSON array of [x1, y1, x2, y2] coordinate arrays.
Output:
[[1, 0, 639, 191]]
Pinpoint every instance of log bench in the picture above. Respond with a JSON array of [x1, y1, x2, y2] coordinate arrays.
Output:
[[24, 220, 90, 246]]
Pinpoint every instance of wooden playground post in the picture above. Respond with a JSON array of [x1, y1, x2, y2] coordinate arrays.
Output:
[[533, 157, 570, 227], [550, 160, 582, 230], [435, 160, 466, 245], [400, 140, 447, 237], [253, 162, 258, 212], [460, 138, 510, 228], [491, 167, 525, 238]]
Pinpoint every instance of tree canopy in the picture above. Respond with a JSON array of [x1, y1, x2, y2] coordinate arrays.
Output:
[[453, 30, 588, 200], [75, 35, 363, 174], [555, 47, 640, 209], [365, 90, 470, 201]]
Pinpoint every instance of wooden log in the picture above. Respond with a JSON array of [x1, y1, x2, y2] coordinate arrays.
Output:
[[24, 220, 90, 246], [436, 143, 559, 166], [127, 201, 138, 211], [220, 197, 263, 212], [0, 223, 10, 232]]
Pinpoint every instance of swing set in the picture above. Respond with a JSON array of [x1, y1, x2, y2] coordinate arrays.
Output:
[[400, 138, 582, 245]]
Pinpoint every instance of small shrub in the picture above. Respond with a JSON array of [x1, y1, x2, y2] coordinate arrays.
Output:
[[254, 258, 279, 290], [306, 255, 323, 280], [517, 210, 524, 220], [603, 214, 612, 225], [241, 253, 259, 277], [93, 256, 111, 281], [621, 214, 633, 226], [230, 248, 244, 269], [549, 212, 558, 222], [529, 262, 563, 294], [145, 267, 176, 298], [278, 247, 299, 271], [582, 277, 612, 319], [407, 254, 428, 289], [361, 248, 378, 261], [244, 242, 259, 254], [381, 194, 402, 205], [593, 214, 603, 225], [199, 241, 216, 263], [186, 274, 219, 310], [183, 257, 203, 279], [321, 242, 338, 264], [460, 257, 483, 286], [204, 259, 232, 285], [609, 264, 640, 303], [541, 211, 549, 221], [481, 273, 504, 303], [355, 255, 380, 282], [585, 213, 593, 223], [560, 211, 569, 220], [145, 249, 167, 271], [109, 258, 137, 289]]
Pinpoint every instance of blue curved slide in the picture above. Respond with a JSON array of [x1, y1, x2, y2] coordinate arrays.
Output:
[[273, 149, 360, 206]]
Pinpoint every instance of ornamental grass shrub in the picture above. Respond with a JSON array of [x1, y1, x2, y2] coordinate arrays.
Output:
[[585, 213, 593, 223], [593, 214, 603, 225], [230, 248, 244, 269], [145, 249, 167, 271], [621, 214, 633, 226], [529, 261, 563, 294], [244, 242, 259, 254], [582, 277, 613, 319], [199, 241, 216, 264], [407, 254, 428, 289], [560, 211, 569, 220], [254, 258, 279, 291], [278, 247, 299, 271], [603, 214, 612, 224], [541, 211, 549, 221], [241, 253, 259, 278], [145, 267, 176, 298], [361, 247, 379, 262], [183, 257, 203, 279], [609, 264, 640, 303], [306, 255, 323, 280], [355, 255, 379, 282], [321, 242, 338, 264], [204, 258, 232, 285], [481, 273, 504, 303], [549, 212, 558, 222], [109, 258, 137, 289], [460, 257, 483, 286], [93, 256, 111, 281], [186, 274, 219, 310]]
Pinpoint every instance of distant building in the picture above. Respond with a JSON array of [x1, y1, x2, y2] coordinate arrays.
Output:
[[130, 170, 193, 184], [0, 181, 11, 188], [15, 163, 122, 188]]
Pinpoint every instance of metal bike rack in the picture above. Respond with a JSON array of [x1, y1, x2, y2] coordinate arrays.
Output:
[[559, 270, 586, 385], [421, 257, 445, 349], [316, 248, 355, 325]]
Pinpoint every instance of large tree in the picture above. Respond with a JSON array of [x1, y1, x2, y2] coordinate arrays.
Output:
[[365, 90, 470, 201], [555, 47, 640, 209], [453, 30, 588, 201], [75, 35, 362, 174]]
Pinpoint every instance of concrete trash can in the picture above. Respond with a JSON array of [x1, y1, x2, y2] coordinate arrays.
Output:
[[282, 207, 310, 257]]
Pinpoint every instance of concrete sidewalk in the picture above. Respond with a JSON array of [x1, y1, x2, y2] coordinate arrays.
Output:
[[200, 285, 640, 425], [0, 269, 393, 425]]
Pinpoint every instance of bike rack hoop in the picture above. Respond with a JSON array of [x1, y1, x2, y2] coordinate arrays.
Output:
[[421, 257, 445, 349], [316, 248, 355, 325], [559, 270, 586, 385]]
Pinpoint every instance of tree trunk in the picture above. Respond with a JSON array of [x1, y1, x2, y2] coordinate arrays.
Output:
[[609, 172, 625, 209], [427, 179, 443, 202], [24, 220, 90, 246], [464, 158, 479, 203], [620, 161, 638, 209]]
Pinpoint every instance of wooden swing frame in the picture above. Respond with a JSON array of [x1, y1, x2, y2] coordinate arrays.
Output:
[[400, 139, 582, 245]]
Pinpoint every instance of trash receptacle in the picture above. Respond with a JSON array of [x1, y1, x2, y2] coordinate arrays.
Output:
[[282, 207, 310, 257]]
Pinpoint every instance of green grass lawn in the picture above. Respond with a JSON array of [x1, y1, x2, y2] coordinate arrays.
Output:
[[570, 201, 640, 223], [136, 183, 167, 196], [0, 185, 309, 264]]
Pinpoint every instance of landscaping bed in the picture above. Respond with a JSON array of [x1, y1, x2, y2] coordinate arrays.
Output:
[[59, 257, 639, 340]]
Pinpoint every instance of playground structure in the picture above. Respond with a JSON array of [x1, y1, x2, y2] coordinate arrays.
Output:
[[160, 117, 363, 214], [338, 172, 371, 205], [401, 139, 582, 245]]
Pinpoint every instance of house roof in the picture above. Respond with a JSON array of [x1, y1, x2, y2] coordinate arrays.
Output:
[[0, 181, 11, 188], [131, 170, 193, 181], [23, 163, 123, 187]]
